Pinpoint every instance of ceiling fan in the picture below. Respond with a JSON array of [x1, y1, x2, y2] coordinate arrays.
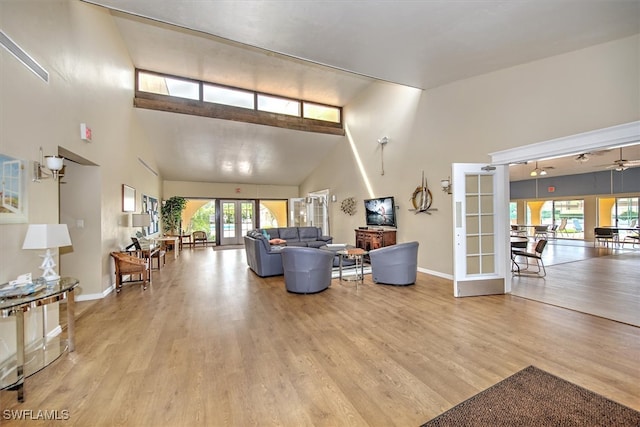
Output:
[[574, 153, 589, 163], [605, 147, 640, 171]]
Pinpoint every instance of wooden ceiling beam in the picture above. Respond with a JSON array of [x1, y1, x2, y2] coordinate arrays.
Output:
[[134, 92, 345, 136]]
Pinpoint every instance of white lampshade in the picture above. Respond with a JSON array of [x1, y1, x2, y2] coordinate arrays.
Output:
[[22, 224, 72, 250], [45, 155, 64, 171], [132, 213, 151, 227]]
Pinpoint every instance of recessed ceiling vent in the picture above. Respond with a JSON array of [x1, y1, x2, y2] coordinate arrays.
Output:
[[0, 30, 49, 83]]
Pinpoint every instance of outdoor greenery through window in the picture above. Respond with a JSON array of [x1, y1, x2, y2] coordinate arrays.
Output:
[[527, 199, 585, 239], [137, 70, 341, 124]]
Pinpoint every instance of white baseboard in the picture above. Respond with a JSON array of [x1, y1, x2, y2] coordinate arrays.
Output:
[[75, 283, 115, 302], [418, 267, 453, 281]]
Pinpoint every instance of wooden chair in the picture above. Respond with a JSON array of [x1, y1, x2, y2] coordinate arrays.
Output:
[[192, 230, 208, 248], [131, 237, 166, 269], [512, 239, 548, 277], [110, 251, 150, 293]]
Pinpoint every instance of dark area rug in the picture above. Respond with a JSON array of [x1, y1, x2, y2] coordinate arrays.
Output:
[[422, 365, 640, 426]]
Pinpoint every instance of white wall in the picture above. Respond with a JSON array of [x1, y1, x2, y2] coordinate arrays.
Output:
[[302, 34, 640, 276], [164, 181, 298, 200], [0, 1, 162, 358]]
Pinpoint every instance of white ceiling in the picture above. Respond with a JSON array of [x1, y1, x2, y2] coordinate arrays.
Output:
[[83, 0, 640, 186]]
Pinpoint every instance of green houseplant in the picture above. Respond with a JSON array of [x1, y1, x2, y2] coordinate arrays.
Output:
[[161, 196, 187, 234]]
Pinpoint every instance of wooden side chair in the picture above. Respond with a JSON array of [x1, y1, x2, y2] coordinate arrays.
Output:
[[110, 251, 151, 293], [131, 237, 166, 269], [192, 230, 208, 248]]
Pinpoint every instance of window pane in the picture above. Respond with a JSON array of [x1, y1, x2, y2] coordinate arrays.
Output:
[[204, 84, 254, 109], [257, 94, 300, 116], [138, 72, 199, 100], [303, 103, 341, 123]]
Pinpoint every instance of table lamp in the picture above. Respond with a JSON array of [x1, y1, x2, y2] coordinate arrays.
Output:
[[22, 224, 72, 281], [132, 213, 151, 236]]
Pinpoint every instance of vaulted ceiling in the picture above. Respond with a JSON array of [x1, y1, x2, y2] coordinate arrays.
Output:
[[83, 0, 640, 185]]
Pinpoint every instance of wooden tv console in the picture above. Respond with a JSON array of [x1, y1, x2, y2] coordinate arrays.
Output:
[[354, 228, 396, 251]]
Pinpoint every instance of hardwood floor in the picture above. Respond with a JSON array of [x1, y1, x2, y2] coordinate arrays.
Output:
[[512, 239, 640, 326], [2, 247, 639, 426]]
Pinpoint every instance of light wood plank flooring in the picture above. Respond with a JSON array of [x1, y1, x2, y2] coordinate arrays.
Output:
[[512, 239, 640, 326], [2, 247, 639, 426]]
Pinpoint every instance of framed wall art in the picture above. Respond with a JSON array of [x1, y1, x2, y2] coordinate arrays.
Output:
[[0, 153, 28, 224], [122, 184, 136, 212], [142, 194, 159, 235]]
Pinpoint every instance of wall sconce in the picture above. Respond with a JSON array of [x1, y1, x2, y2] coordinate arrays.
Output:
[[305, 196, 313, 204], [440, 177, 452, 194], [33, 146, 64, 182], [330, 194, 337, 203]]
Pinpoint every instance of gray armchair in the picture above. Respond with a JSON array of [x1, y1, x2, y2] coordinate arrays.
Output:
[[369, 241, 419, 286], [281, 247, 334, 294]]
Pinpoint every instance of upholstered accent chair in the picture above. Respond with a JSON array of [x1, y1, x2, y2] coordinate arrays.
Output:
[[369, 241, 419, 286], [281, 247, 334, 294], [110, 251, 150, 293]]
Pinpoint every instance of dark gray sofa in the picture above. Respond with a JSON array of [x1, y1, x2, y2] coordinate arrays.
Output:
[[244, 227, 332, 277], [257, 226, 332, 248]]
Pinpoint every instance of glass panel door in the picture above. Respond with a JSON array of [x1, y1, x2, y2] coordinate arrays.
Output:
[[220, 200, 254, 245], [453, 163, 509, 297]]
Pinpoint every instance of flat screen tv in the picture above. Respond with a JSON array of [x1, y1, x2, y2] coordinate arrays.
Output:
[[364, 196, 396, 228]]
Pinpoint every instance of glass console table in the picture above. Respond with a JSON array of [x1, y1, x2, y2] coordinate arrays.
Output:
[[0, 277, 79, 402]]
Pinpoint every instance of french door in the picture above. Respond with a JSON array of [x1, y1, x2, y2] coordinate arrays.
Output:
[[220, 200, 255, 245], [452, 163, 510, 297]]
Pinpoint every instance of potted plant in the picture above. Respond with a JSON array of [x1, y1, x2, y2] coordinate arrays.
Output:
[[161, 196, 187, 234]]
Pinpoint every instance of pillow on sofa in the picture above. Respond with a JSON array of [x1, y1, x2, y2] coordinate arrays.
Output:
[[261, 229, 270, 239], [269, 238, 286, 245]]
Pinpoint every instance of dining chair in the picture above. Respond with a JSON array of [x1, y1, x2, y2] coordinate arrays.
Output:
[[534, 225, 549, 240], [594, 227, 617, 247], [512, 239, 548, 277]]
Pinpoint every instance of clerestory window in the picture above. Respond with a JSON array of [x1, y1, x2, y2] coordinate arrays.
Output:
[[136, 69, 342, 126]]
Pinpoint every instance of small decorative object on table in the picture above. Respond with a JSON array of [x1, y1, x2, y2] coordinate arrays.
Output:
[[0, 274, 47, 298]]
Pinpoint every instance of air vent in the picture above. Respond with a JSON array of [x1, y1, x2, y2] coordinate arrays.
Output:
[[0, 30, 49, 83]]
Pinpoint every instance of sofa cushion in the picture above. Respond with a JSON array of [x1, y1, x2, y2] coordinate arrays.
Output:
[[298, 227, 320, 241], [278, 227, 300, 241]]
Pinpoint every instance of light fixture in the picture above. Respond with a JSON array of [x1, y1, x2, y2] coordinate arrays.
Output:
[[331, 194, 337, 203], [33, 146, 64, 182], [305, 196, 313, 204], [440, 177, 452, 194], [22, 224, 72, 281], [530, 161, 547, 177], [377, 136, 389, 176]]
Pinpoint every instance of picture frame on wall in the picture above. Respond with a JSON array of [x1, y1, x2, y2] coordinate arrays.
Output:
[[0, 153, 28, 224], [142, 194, 160, 235], [122, 184, 136, 212]]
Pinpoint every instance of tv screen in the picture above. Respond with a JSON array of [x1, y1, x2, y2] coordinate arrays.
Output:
[[364, 196, 396, 228]]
